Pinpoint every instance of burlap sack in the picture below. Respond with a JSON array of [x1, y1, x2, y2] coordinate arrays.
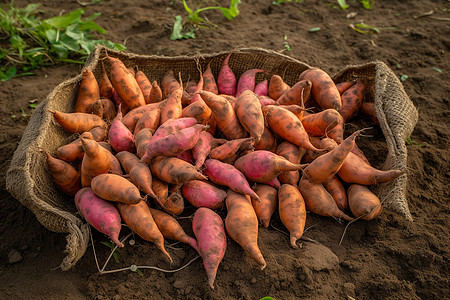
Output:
[[6, 46, 418, 270]]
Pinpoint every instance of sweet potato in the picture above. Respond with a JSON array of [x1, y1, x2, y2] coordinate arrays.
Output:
[[204, 159, 260, 200], [347, 184, 383, 220], [324, 176, 348, 211], [254, 126, 277, 152], [192, 207, 227, 290], [108, 106, 135, 153], [121, 101, 163, 132], [150, 156, 207, 185], [301, 109, 342, 137], [236, 68, 265, 97], [217, 52, 237, 96], [74, 68, 100, 113], [49, 110, 106, 134], [209, 137, 254, 161], [197, 90, 246, 140], [135, 69, 152, 104], [251, 184, 278, 227], [116, 201, 172, 262], [181, 99, 212, 125], [177, 149, 193, 164], [55, 126, 107, 162], [258, 95, 276, 107], [191, 131, 226, 169], [126, 162, 157, 200], [140, 124, 206, 164], [360, 102, 379, 125], [298, 176, 353, 221], [107, 56, 146, 109], [133, 105, 161, 135], [276, 141, 306, 186], [149, 207, 198, 251], [149, 80, 163, 103], [91, 173, 145, 204], [182, 180, 226, 209], [112, 88, 129, 115], [263, 177, 281, 189], [80, 135, 111, 187], [278, 184, 307, 248], [116, 151, 140, 174], [151, 117, 198, 144], [93, 97, 117, 122], [152, 177, 169, 201], [203, 62, 219, 94], [234, 150, 307, 183], [276, 79, 311, 107], [75, 187, 123, 247], [339, 81, 365, 122], [302, 130, 361, 184], [134, 128, 153, 159], [155, 187, 184, 216], [263, 105, 322, 152], [235, 90, 264, 143], [99, 61, 114, 99], [161, 70, 181, 98], [160, 86, 183, 124], [44, 150, 81, 196], [254, 79, 268, 96], [337, 152, 405, 185], [298, 68, 341, 111], [225, 190, 266, 270], [336, 80, 355, 95], [268, 74, 290, 100]]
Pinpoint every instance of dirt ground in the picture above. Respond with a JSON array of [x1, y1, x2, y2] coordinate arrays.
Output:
[[0, 0, 449, 299]]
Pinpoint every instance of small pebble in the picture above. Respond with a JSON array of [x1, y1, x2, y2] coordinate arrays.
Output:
[[8, 249, 23, 264], [173, 280, 184, 289], [250, 278, 257, 284]]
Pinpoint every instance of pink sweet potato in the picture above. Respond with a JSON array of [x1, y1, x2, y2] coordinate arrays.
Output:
[[217, 52, 237, 96], [182, 180, 226, 209], [204, 159, 260, 200], [191, 131, 227, 169], [236, 68, 265, 97], [108, 106, 135, 153], [193, 207, 227, 289], [75, 187, 124, 247]]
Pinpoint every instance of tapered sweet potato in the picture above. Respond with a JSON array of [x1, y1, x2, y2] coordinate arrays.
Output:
[[278, 184, 307, 248], [151, 117, 198, 144], [44, 150, 81, 196], [339, 81, 365, 122], [299, 176, 353, 221], [75, 187, 123, 247], [74, 68, 100, 113], [135, 69, 152, 104], [236, 68, 265, 97], [126, 162, 157, 200], [298, 68, 341, 111], [116, 151, 140, 174], [135, 128, 153, 159], [234, 150, 306, 183], [160, 86, 183, 124], [150, 156, 207, 185], [276, 79, 311, 106], [235, 90, 264, 143], [55, 127, 107, 162], [268, 75, 290, 100], [192, 207, 227, 290], [254, 126, 277, 152], [204, 159, 260, 200], [203, 62, 219, 94], [121, 102, 164, 132], [217, 52, 237, 96], [182, 180, 226, 209], [251, 184, 278, 227], [324, 176, 348, 211], [191, 131, 226, 169], [107, 56, 146, 109], [161, 70, 181, 98], [181, 99, 212, 125], [108, 106, 135, 153], [276, 141, 306, 186], [116, 201, 172, 262], [149, 81, 163, 103], [91, 173, 145, 204], [225, 190, 266, 270], [347, 184, 383, 220], [335, 80, 355, 95], [49, 110, 106, 134], [254, 79, 268, 96], [209, 137, 254, 161], [99, 61, 114, 99], [80, 135, 111, 187], [133, 105, 161, 135]]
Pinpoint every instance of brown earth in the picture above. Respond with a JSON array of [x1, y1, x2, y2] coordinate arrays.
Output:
[[0, 0, 449, 299]]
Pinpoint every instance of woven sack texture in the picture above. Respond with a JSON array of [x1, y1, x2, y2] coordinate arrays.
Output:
[[6, 46, 418, 270]]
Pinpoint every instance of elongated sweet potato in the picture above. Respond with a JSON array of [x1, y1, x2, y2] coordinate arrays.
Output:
[[278, 184, 306, 248], [44, 150, 81, 196], [80, 135, 111, 187], [133, 105, 161, 135], [276, 79, 311, 107], [217, 52, 237, 96], [49, 110, 106, 134], [75, 187, 123, 248], [204, 159, 259, 200], [203, 62, 219, 94], [74, 68, 100, 113], [276, 141, 306, 186], [91, 173, 145, 204], [347, 184, 383, 220], [191, 131, 226, 169], [150, 156, 207, 185], [225, 190, 266, 269], [236, 68, 265, 97], [116, 201, 172, 262], [193, 207, 227, 290], [251, 184, 278, 227], [235, 90, 264, 143], [182, 180, 226, 209], [160, 86, 183, 124], [339, 81, 365, 122]]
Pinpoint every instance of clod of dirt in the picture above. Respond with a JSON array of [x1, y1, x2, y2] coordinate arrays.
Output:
[[300, 243, 339, 271], [8, 249, 23, 264]]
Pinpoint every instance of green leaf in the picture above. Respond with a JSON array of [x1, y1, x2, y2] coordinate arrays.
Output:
[[220, 0, 240, 20], [182, 0, 193, 16], [44, 8, 84, 29], [337, 0, 349, 9], [171, 15, 196, 40], [355, 23, 379, 33], [78, 20, 106, 33], [360, 0, 375, 9], [309, 27, 321, 32], [45, 29, 58, 43], [65, 23, 84, 40], [0, 67, 17, 81], [432, 67, 442, 73], [400, 74, 408, 81], [9, 35, 27, 57], [51, 43, 69, 58]]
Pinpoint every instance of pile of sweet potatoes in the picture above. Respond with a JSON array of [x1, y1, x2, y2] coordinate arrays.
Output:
[[45, 52, 404, 289]]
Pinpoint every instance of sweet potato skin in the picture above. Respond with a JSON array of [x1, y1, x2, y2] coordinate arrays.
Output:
[[278, 184, 306, 248]]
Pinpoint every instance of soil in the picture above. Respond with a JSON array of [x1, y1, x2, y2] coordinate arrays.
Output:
[[0, 0, 449, 299]]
